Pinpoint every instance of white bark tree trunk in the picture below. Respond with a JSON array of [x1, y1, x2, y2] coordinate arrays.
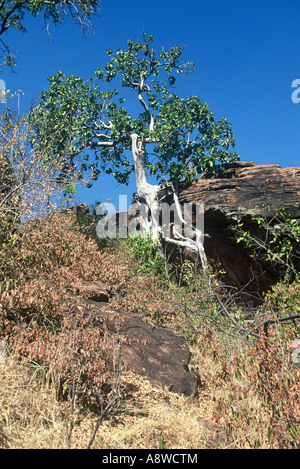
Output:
[[130, 133, 208, 270], [131, 133, 161, 241]]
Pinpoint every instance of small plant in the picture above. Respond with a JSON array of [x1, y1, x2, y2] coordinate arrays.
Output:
[[231, 205, 300, 277], [126, 233, 164, 276], [158, 436, 166, 449]]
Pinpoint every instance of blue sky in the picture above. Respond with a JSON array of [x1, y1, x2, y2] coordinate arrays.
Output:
[[1, 0, 300, 210]]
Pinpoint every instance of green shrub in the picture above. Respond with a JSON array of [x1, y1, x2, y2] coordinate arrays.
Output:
[[125, 233, 164, 276], [232, 205, 300, 277], [264, 278, 300, 316]]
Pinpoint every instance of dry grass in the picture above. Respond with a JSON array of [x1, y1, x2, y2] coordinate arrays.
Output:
[[1, 321, 299, 449], [69, 371, 223, 450], [1, 212, 299, 449], [0, 354, 67, 449], [0, 350, 226, 449]]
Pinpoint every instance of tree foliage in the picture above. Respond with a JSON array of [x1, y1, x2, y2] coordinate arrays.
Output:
[[31, 33, 239, 188], [232, 205, 300, 277], [0, 0, 102, 66], [0, 110, 81, 229]]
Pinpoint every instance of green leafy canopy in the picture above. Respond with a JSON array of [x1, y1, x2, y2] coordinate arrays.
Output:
[[30, 33, 239, 187], [0, 0, 101, 67], [0, 0, 100, 33]]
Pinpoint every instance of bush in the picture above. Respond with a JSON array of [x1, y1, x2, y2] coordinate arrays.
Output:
[[0, 210, 128, 411], [209, 330, 300, 449], [125, 234, 165, 276], [232, 205, 300, 277]]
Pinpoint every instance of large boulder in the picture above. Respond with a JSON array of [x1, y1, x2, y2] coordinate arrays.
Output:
[[71, 283, 200, 396], [178, 162, 300, 301], [179, 162, 300, 220], [91, 301, 200, 396]]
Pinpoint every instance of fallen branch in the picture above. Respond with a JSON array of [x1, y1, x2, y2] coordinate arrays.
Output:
[[255, 313, 300, 336]]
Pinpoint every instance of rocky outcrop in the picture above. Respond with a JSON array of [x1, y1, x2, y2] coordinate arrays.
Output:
[[178, 162, 300, 301], [179, 162, 300, 220], [70, 281, 200, 396], [66, 203, 90, 216]]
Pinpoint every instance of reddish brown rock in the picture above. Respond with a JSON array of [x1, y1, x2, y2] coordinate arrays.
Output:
[[178, 162, 300, 301], [67, 203, 90, 216], [102, 305, 200, 395], [179, 162, 300, 219], [63, 276, 200, 396]]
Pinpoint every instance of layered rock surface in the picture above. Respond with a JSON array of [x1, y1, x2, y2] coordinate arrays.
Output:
[[73, 282, 200, 396], [178, 162, 300, 300]]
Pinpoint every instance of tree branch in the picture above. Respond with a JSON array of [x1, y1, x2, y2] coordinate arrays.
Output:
[[136, 79, 155, 132], [0, 1, 26, 36], [256, 313, 300, 336]]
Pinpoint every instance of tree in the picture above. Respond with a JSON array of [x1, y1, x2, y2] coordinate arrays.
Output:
[[0, 0, 102, 231], [0, 0, 102, 67], [0, 110, 79, 229], [30, 33, 239, 268]]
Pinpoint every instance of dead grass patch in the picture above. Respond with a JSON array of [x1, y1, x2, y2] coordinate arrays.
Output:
[[0, 354, 67, 449], [65, 370, 225, 450], [0, 354, 225, 449]]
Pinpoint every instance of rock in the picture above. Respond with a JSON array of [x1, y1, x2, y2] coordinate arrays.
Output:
[[103, 307, 200, 396], [67, 203, 90, 216], [177, 162, 300, 301], [291, 339, 300, 365], [80, 297, 200, 396], [77, 281, 111, 303], [64, 279, 200, 396], [179, 163, 300, 219]]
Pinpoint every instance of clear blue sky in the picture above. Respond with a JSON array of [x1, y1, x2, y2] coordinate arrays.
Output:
[[1, 0, 300, 210]]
